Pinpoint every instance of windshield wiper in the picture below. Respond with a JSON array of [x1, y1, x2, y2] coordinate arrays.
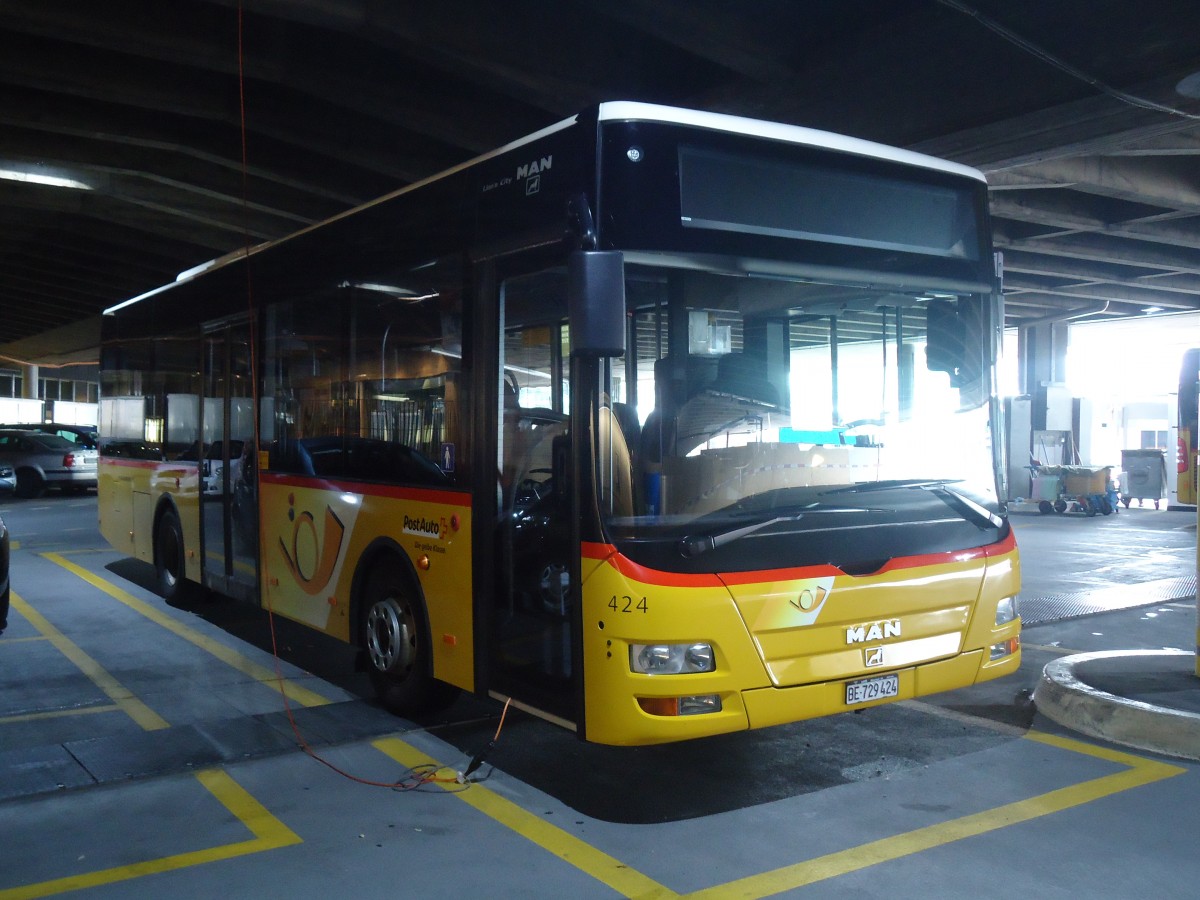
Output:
[[921, 484, 1003, 529], [823, 478, 951, 495], [678, 514, 804, 558], [822, 479, 1002, 529]]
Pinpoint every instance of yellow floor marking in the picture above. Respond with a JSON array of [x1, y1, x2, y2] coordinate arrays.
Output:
[[9, 593, 169, 731], [690, 733, 1185, 899], [0, 704, 119, 726], [377, 731, 1183, 900], [372, 737, 680, 899], [0, 635, 48, 645], [41, 552, 330, 709], [0, 769, 301, 900]]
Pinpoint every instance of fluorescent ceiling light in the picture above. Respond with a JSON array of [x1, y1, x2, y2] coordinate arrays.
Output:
[[0, 167, 91, 190]]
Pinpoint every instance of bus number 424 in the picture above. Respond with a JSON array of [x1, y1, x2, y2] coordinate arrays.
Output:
[[609, 595, 648, 613]]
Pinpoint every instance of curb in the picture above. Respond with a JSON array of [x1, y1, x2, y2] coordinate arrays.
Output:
[[1033, 649, 1200, 761]]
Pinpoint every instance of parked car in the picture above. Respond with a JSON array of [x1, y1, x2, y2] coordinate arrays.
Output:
[[0, 464, 14, 494], [0, 423, 98, 450], [0, 511, 9, 634], [0, 429, 99, 498]]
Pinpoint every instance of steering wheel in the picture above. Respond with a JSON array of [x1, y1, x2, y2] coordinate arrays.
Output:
[[515, 467, 553, 505]]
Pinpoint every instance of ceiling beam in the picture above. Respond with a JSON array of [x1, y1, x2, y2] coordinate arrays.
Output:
[[988, 154, 1200, 212], [993, 224, 1200, 275]]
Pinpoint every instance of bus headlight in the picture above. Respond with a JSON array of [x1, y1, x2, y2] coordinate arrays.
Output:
[[630, 642, 715, 674], [995, 595, 1020, 626]]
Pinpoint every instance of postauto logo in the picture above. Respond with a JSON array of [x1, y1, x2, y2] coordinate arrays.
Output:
[[402, 513, 445, 540]]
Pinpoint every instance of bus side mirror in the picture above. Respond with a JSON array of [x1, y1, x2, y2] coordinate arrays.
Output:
[[926, 299, 983, 386], [926, 298, 987, 407], [568, 250, 625, 357], [925, 300, 966, 383]]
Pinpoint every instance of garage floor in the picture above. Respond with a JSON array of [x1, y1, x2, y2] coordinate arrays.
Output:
[[0, 494, 1196, 899]]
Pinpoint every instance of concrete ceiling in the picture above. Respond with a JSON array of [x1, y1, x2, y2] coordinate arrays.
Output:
[[2, 0, 1200, 364]]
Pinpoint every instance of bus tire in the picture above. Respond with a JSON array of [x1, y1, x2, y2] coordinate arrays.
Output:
[[361, 559, 457, 716], [155, 507, 192, 601]]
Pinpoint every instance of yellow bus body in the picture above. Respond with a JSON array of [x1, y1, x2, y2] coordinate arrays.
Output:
[[100, 457, 1019, 746], [581, 535, 1020, 746], [98, 459, 203, 583], [257, 474, 475, 692], [99, 460, 476, 694], [1179, 426, 1197, 505]]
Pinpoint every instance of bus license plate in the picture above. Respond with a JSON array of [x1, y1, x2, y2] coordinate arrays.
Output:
[[845, 673, 899, 706]]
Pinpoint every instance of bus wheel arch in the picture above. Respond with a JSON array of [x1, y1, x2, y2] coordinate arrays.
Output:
[[353, 543, 457, 715]]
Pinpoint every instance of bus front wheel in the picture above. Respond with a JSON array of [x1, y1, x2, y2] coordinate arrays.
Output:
[[361, 561, 457, 715]]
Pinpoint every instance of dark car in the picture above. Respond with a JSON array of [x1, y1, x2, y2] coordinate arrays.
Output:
[[0, 423, 98, 450], [1, 512, 9, 634], [0, 429, 99, 498], [0, 464, 14, 494]]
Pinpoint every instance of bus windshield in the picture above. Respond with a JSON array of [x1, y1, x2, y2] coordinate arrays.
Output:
[[597, 266, 999, 566]]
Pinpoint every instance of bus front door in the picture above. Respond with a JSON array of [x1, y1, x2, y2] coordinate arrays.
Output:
[[200, 320, 258, 602], [490, 266, 577, 726]]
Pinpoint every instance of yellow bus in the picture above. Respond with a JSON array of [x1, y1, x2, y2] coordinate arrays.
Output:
[[98, 102, 1020, 745], [1178, 348, 1199, 506]]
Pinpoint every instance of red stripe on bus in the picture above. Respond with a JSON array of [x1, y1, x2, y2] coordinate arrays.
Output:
[[260, 472, 471, 507], [584, 528, 1017, 589], [100, 458, 198, 472], [582, 543, 725, 588]]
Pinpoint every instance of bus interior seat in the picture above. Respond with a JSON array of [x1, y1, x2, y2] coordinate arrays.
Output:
[[598, 405, 634, 518], [611, 401, 641, 449]]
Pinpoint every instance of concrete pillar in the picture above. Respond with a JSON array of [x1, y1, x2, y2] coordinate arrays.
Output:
[[20, 363, 38, 400], [1018, 320, 1069, 430]]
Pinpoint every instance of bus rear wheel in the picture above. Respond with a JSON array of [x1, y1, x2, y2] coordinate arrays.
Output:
[[361, 561, 456, 715], [155, 508, 191, 601]]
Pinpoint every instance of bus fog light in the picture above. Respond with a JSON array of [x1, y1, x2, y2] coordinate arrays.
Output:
[[636, 694, 723, 716], [995, 595, 1019, 626], [990, 637, 1020, 660], [679, 694, 722, 715], [630, 642, 715, 674]]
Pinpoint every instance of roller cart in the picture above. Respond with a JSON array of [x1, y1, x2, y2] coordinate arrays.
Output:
[[1031, 464, 1117, 516], [1119, 448, 1167, 508]]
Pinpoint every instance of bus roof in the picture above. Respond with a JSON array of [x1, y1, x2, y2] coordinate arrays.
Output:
[[596, 101, 987, 184], [105, 101, 985, 315]]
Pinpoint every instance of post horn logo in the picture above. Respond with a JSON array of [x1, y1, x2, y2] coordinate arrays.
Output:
[[279, 504, 346, 596]]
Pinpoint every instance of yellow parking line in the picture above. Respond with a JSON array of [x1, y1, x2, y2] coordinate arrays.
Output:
[[0, 769, 302, 900], [376, 732, 1183, 900], [689, 733, 1184, 899], [41, 552, 331, 709], [0, 705, 120, 726], [9, 593, 169, 731], [372, 737, 679, 899]]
